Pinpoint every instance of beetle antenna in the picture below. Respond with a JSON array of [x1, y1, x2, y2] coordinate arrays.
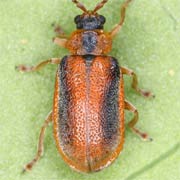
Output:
[[93, 0, 108, 13], [72, 0, 87, 12]]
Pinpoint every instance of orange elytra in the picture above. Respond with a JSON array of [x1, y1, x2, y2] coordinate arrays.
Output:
[[16, 0, 154, 173]]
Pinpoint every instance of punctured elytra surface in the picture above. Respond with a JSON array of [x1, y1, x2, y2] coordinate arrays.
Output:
[[53, 55, 125, 172]]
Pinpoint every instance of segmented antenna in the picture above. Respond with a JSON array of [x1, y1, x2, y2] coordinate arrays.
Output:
[[72, 0, 87, 12], [93, 0, 108, 13]]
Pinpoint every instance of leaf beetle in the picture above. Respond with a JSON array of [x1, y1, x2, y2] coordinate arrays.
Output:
[[17, 0, 154, 173]]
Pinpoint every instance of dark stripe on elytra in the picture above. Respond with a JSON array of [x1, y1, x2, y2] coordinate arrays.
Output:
[[58, 56, 72, 145], [102, 57, 120, 146]]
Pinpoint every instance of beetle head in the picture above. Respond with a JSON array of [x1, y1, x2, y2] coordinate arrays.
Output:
[[74, 13, 106, 30], [72, 0, 107, 30]]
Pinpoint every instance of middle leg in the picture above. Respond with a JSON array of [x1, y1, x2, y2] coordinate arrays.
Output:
[[16, 58, 61, 73], [121, 66, 154, 98]]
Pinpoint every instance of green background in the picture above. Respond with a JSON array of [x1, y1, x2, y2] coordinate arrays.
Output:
[[0, 0, 180, 180]]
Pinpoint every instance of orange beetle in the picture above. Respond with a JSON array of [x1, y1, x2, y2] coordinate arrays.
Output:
[[17, 0, 153, 173]]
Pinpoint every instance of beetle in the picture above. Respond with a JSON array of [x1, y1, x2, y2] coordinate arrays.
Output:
[[16, 0, 154, 173]]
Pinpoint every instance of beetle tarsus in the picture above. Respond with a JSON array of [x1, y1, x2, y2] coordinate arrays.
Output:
[[22, 162, 33, 173], [136, 88, 155, 98], [15, 65, 33, 72], [131, 127, 153, 141], [52, 23, 68, 38], [22, 160, 35, 173]]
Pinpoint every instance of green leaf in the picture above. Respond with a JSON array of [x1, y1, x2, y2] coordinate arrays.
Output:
[[0, 0, 179, 180]]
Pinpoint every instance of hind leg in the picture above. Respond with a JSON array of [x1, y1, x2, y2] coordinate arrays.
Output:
[[23, 111, 52, 172], [125, 100, 152, 141]]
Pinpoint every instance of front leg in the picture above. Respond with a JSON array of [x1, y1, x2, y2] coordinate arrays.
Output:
[[53, 37, 67, 48], [52, 23, 68, 39], [110, 0, 133, 37]]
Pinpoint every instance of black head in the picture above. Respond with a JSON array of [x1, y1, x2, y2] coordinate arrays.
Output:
[[74, 14, 106, 30], [72, 0, 108, 30]]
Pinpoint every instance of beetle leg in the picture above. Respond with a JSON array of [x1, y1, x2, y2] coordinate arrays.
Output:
[[52, 23, 67, 37], [53, 37, 67, 47], [121, 66, 154, 98], [23, 111, 52, 172], [16, 58, 61, 73], [110, 0, 133, 37], [51, 23, 68, 45], [125, 100, 152, 141]]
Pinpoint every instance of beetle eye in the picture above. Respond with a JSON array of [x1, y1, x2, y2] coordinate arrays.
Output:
[[99, 15, 106, 24], [74, 15, 81, 24]]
